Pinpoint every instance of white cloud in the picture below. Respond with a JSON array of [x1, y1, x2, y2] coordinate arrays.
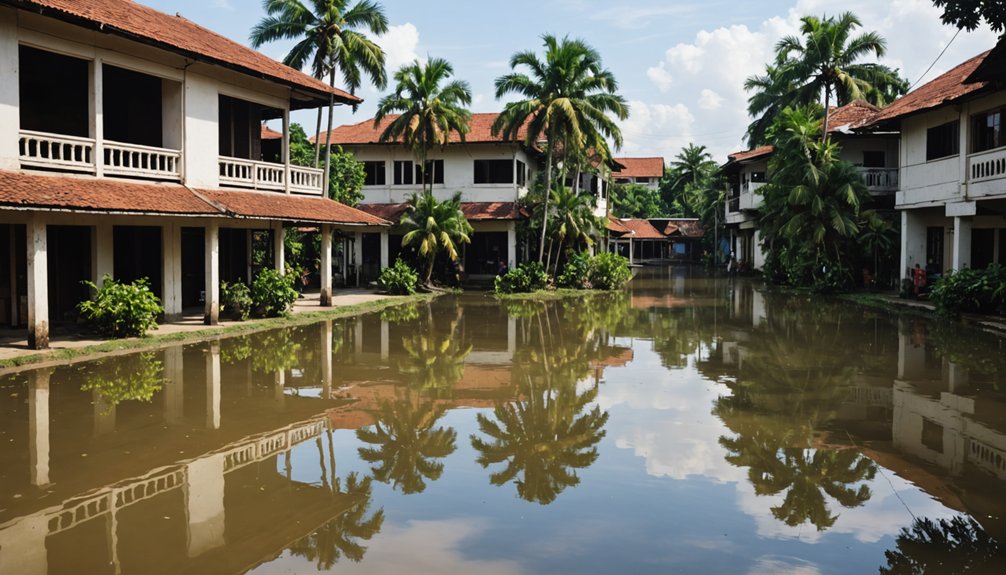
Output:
[[589, 5, 697, 30], [379, 23, 421, 75], [698, 89, 724, 110], [748, 557, 823, 575], [646, 62, 674, 93], [615, 100, 695, 157]]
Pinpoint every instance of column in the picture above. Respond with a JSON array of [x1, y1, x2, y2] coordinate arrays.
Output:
[[162, 222, 183, 319], [0, 515, 48, 575], [26, 214, 48, 350], [379, 229, 390, 269], [184, 453, 226, 557], [507, 316, 516, 358], [947, 362, 969, 393], [90, 56, 104, 177], [320, 224, 333, 306], [952, 216, 972, 271], [321, 321, 333, 399], [353, 232, 363, 287], [274, 223, 285, 274], [245, 229, 254, 284], [92, 223, 113, 285], [9, 226, 17, 327], [204, 222, 219, 325], [282, 109, 291, 194], [274, 370, 285, 403], [29, 368, 50, 486], [354, 318, 363, 358], [897, 317, 926, 381], [507, 221, 517, 268], [380, 319, 389, 361], [900, 210, 927, 278], [206, 342, 221, 430], [164, 346, 184, 425], [628, 238, 634, 265]]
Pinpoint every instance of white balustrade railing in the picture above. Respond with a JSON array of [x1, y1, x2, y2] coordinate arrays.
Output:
[[858, 167, 899, 190], [969, 148, 1006, 183], [104, 141, 182, 180], [219, 156, 321, 193], [19, 129, 95, 172], [289, 165, 325, 195]]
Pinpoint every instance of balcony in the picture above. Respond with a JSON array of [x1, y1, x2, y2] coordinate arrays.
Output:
[[19, 130, 182, 180], [219, 157, 324, 196], [858, 167, 899, 192], [969, 147, 1006, 183]]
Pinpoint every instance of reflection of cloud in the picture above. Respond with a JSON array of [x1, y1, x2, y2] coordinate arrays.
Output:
[[251, 518, 523, 575], [749, 556, 822, 575]]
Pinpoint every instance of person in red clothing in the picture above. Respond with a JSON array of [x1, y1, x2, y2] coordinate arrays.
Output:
[[913, 263, 927, 297]]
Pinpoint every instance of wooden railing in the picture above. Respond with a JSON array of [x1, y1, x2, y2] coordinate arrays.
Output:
[[858, 167, 899, 191], [969, 147, 1006, 183]]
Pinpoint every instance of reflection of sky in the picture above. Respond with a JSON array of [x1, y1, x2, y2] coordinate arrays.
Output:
[[252, 339, 960, 575]]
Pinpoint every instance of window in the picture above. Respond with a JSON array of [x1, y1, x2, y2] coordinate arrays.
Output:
[[414, 159, 444, 185], [862, 151, 885, 168], [749, 171, 766, 183], [474, 159, 513, 184], [363, 161, 386, 186], [635, 177, 651, 184], [516, 160, 527, 187], [972, 108, 1003, 153], [926, 121, 960, 160], [393, 160, 414, 185]]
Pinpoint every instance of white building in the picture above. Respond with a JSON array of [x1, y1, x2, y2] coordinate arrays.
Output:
[[868, 41, 1006, 276], [0, 0, 389, 350], [612, 157, 664, 190]]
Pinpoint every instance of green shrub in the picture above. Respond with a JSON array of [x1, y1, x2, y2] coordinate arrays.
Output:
[[250, 268, 298, 318], [494, 261, 550, 294], [81, 352, 165, 410], [588, 252, 632, 290], [78, 275, 163, 338], [930, 264, 1006, 316], [378, 258, 419, 295], [557, 251, 592, 289], [221, 280, 252, 321]]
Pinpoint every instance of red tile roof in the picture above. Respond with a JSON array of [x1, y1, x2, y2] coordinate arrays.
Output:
[[619, 218, 666, 240], [0, 170, 220, 215], [827, 100, 881, 132], [612, 157, 664, 179], [18, 0, 360, 107], [663, 220, 705, 238], [605, 215, 632, 235], [356, 201, 526, 223], [726, 145, 774, 164], [197, 189, 389, 226], [261, 125, 283, 141], [315, 112, 528, 146], [966, 38, 1006, 83], [869, 50, 991, 125]]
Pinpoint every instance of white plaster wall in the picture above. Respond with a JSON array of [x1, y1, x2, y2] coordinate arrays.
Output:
[[183, 72, 220, 188], [0, 7, 19, 170], [899, 109, 963, 208], [837, 135, 899, 167]]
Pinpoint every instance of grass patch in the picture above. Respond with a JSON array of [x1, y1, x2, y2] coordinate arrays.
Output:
[[492, 288, 616, 301], [0, 293, 438, 372]]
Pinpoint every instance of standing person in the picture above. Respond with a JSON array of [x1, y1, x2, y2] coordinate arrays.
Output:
[[912, 263, 927, 297]]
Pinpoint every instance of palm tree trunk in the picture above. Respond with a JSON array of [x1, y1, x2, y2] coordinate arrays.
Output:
[[322, 66, 337, 198], [425, 254, 435, 286], [553, 237, 564, 276], [822, 86, 831, 143], [545, 237, 554, 273], [314, 107, 323, 167], [538, 146, 553, 263]]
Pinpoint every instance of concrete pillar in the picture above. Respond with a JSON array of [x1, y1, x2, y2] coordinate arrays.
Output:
[[90, 56, 104, 177], [353, 232, 363, 287], [354, 318, 363, 357], [204, 222, 219, 325], [900, 210, 927, 278], [164, 346, 184, 425], [26, 214, 48, 350], [897, 317, 927, 381], [163, 223, 183, 319], [320, 224, 332, 306], [0, 514, 48, 575], [92, 223, 113, 285], [282, 109, 291, 194], [8, 226, 17, 328], [380, 319, 389, 361], [947, 362, 969, 393], [507, 316, 516, 358], [274, 370, 285, 403], [93, 389, 116, 436], [380, 229, 390, 269], [245, 229, 254, 284], [321, 321, 333, 399], [28, 368, 50, 486], [274, 223, 285, 274], [952, 216, 972, 271], [507, 221, 517, 268], [184, 453, 226, 557], [206, 342, 221, 430], [628, 238, 634, 265]]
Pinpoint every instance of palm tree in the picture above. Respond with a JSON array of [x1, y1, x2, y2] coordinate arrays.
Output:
[[548, 186, 598, 274], [288, 472, 385, 566], [250, 0, 388, 174], [744, 62, 799, 147], [881, 515, 1002, 574], [399, 191, 473, 286], [669, 144, 715, 190], [492, 35, 629, 263], [375, 58, 472, 193]]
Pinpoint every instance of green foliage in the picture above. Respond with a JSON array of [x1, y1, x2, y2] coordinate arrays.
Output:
[[588, 252, 632, 290], [380, 303, 421, 324], [378, 258, 419, 295], [327, 145, 366, 206], [220, 280, 252, 321], [494, 262, 550, 294], [557, 251, 593, 289], [610, 183, 664, 218], [933, 0, 1006, 32], [400, 191, 473, 284], [78, 275, 163, 338], [250, 268, 299, 318], [81, 352, 165, 410], [288, 123, 315, 167], [930, 264, 1006, 317]]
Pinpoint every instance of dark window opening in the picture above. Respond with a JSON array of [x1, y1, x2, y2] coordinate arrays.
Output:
[[749, 171, 766, 183], [862, 151, 886, 168], [474, 159, 513, 184], [926, 121, 960, 161], [636, 177, 651, 184], [921, 418, 944, 454], [113, 226, 163, 299], [394, 160, 414, 185], [516, 160, 526, 187], [972, 109, 1003, 153], [103, 64, 163, 147], [219, 95, 269, 161], [971, 228, 995, 269], [19, 46, 89, 137], [363, 161, 386, 186], [926, 227, 944, 274], [415, 159, 444, 185]]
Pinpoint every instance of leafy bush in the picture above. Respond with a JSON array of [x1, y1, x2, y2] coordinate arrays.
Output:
[[494, 261, 550, 294], [378, 258, 419, 295], [557, 251, 592, 289], [82, 352, 165, 411], [221, 280, 252, 321], [588, 252, 632, 290], [381, 302, 422, 324], [250, 268, 299, 317], [930, 264, 1006, 316], [78, 275, 163, 338]]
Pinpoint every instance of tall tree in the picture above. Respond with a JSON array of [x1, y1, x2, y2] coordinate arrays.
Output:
[[933, 0, 1006, 33], [492, 35, 629, 263], [399, 191, 473, 286], [669, 144, 716, 190], [375, 58, 472, 194], [250, 0, 388, 179], [548, 186, 599, 274]]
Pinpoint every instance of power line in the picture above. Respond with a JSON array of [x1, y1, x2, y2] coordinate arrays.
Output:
[[909, 28, 961, 92]]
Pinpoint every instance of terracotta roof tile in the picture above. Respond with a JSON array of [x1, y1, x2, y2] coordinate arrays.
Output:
[[663, 219, 705, 238], [356, 201, 526, 223], [315, 112, 528, 146], [197, 189, 389, 226], [827, 100, 881, 132], [726, 145, 774, 164], [612, 157, 664, 179], [0, 170, 219, 215], [19, 0, 359, 106], [356, 203, 409, 223], [261, 124, 283, 140], [619, 218, 666, 240], [605, 214, 632, 235], [869, 50, 991, 125]]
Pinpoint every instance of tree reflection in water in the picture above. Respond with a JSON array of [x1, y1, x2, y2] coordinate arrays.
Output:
[[880, 516, 1002, 574], [288, 472, 385, 568], [81, 351, 165, 410], [396, 308, 472, 399]]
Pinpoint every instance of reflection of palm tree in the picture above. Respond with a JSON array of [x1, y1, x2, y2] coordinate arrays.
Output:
[[880, 516, 1002, 574], [397, 329, 472, 399], [357, 399, 457, 494], [289, 472, 385, 568], [471, 376, 609, 505]]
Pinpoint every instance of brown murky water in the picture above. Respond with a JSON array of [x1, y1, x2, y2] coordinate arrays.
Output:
[[2, 267, 1006, 574]]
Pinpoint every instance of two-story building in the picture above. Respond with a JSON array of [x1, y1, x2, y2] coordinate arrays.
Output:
[[317, 113, 537, 281], [612, 157, 664, 190], [868, 41, 1006, 277], [0, 0, 390, 350]]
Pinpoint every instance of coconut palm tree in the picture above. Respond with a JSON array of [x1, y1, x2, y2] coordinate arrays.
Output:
[[492, 35, 629, 263], [669, 144, 716, 190], [744, 62, 799, 148], [250, 0, 388, 172], [288, 472, 384, 566], [399, 191, 473, 286], [375, 58, 472, 193], [881, 515, 1003, 574], [548, 186, 599, 274]]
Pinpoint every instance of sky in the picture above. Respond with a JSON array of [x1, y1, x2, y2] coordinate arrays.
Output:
[[140, 0, 998, 163]]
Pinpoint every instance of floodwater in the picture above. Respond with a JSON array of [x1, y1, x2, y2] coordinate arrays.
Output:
[[2, 267, 1006, 575]]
